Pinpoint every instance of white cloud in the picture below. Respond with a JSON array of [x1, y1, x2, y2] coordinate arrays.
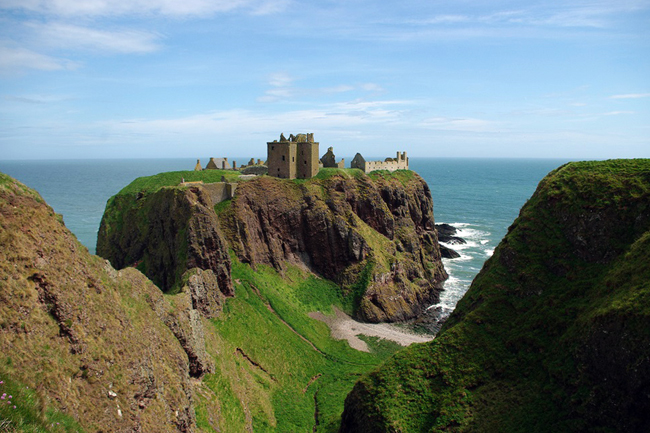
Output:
[[322, 85, 355, 94], [2, 94, 73, 104], [421, 116, 501, 133], [0, 0, 288, 17], [27, 22, 162, 53], [0, 45, 80, 72], [610, 93, 650, 99], [258, 75, 387, 103], [268, 72, 294, 87], [361, 83, 384, 92], [603, 111, 635, 116], [100, 99, 412, 140], [407, 15, 470, 25]]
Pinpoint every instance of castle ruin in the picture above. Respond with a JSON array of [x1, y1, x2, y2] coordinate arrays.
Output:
[[204, 157, 233, 170], [267, 133, 319, 179], [320, 147, 345, 169], [194, 135, 408, 179], [351, 151, 409, 173]]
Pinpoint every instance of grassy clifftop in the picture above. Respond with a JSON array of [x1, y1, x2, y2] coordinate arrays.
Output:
[[339, 159, 650, 432]]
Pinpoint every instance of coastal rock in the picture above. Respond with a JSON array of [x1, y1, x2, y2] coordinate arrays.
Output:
[[224, 172, 447, 322], [97, 170, 447, 323], [145, 286, 214, 378], [97, 184, 233, 312], [0, 173, 196, 432], [439, 244, 461, 259], [435, 223, 465, 258], [339, 159, 650, 432]]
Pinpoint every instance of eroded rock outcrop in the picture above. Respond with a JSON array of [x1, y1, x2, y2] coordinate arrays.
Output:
[[98, 170, 446, 323], [0, 173, 198, 432], [223, 172, 447, 322], [98, 184, 233, 310]]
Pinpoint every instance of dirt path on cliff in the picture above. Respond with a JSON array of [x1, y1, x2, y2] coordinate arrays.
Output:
[[308, 308, 433, 352]]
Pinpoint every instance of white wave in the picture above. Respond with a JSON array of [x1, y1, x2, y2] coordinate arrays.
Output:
[[433, 222, 495, 318], [442, 222, 471, 228], [439, 240, 479, 251], [442, 252, 472, 263], [456, 227, 489, 240]]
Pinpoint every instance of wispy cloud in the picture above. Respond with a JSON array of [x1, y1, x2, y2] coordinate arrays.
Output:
[[101, 99, 412, 140], [0, 45, 80, 72], [603, 110, 635, 115], [258, 72, 382, 103], [0, 0, 289, 17], [610, 93, 650, 99], [421, 116, 501, 133], [366, 1, 650, 43], [2, 94, 73, 104], [27, 22, 162, 53], [268, 72, 293, 87]]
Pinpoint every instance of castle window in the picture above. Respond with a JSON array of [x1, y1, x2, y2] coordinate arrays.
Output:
[[282, 155, 285, 161], [292, 157, 295, 162], [304, 160, 307, 164]]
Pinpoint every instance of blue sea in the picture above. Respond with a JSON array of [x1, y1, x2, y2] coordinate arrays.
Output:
[[0, 158, 569, 318]]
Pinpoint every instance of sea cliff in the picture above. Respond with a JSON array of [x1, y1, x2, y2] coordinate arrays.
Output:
[[0, 168, 445, 432], [339, 159, 650, 432], [97, 169, 447, 322]]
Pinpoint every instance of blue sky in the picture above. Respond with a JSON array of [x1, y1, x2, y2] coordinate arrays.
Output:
[[1, 0, 649, 160]]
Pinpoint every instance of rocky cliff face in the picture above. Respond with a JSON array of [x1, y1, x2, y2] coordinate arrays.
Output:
[[97, 184, 233, 317], [0, 173, 215, 432], [98, 170, 447, 323], [220, 171, 446, 322], [339, 160, 650, 432]]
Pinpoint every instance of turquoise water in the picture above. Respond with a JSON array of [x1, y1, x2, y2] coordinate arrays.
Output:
[[0, 157, 569, 315], [408, 158, 569, 316]]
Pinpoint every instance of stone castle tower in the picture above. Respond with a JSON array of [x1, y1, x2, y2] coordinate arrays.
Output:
[[267, 133, 319, 179]]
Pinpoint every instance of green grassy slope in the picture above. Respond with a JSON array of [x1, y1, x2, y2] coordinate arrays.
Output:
[[195, 259, 403, 432], [2, 170, 408, 432], [340, 159, 650, 432]]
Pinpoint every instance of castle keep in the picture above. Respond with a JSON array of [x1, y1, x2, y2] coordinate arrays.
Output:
[[267, 133, 319, 179]]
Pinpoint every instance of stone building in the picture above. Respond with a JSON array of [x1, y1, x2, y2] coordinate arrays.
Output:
[[205, 157, 232, 170], [320, 147, 345, 169], [267, 133, 319, 179], [351, 151, 409, 173]]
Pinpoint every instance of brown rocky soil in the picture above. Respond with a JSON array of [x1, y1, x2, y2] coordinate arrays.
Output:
[[0, 175, 210, 432]]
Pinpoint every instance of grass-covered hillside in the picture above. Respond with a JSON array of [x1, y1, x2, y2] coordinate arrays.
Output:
[[1, 169, 431, 432], [195, 259, 405, 432], [340, 159, 650, 432]]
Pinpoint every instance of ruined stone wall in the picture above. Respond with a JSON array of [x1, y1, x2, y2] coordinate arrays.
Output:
[[355, 151, 409, 173], [200, 183, 237, 204]]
